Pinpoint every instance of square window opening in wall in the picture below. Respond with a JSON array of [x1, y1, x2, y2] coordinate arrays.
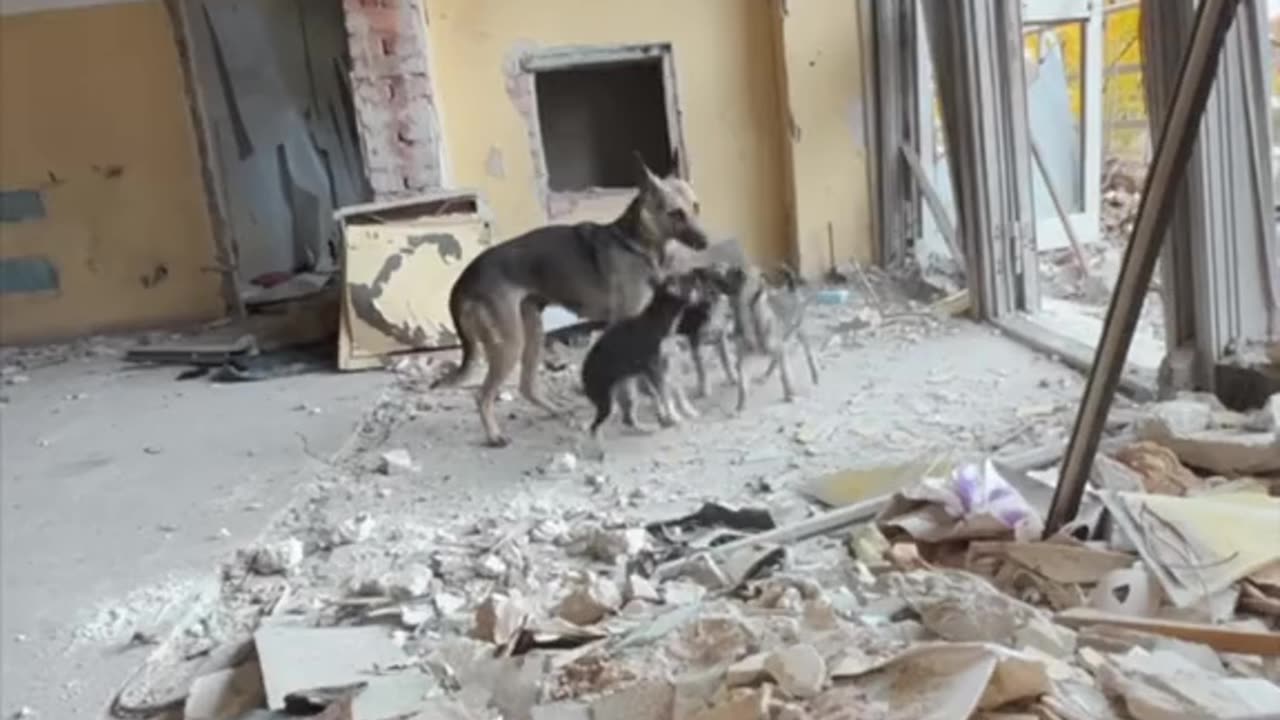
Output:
[[529, 46, 682, 193]]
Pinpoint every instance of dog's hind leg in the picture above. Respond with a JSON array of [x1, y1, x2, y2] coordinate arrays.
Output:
[[432, 299, 482, 389], [775, 346, 797, 402], [518, 300, 565, 417], [758, 355, 780, 383], [799, 331, 820, 384], [476, 300, 523, 447]]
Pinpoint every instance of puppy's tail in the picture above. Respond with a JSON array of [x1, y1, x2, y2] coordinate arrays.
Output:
[[431, 286, 478, 389]]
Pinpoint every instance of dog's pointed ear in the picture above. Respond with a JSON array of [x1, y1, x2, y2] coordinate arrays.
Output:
[[632, 151, 660, 190]]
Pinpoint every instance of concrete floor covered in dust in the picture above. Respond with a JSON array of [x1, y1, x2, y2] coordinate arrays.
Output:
[[0, 300, 1092, 718]]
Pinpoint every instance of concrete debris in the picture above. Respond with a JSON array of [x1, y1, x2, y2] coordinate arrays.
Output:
[[568, 526, 649, 563], [763, 644, 826, 699], [545, 452, 579, 475], [1136, 394, 1280, 476], [253, 625, 410, 710], [125, 445, 1280, 720], [377, 448, 418, 475], [1098, 647, 1280, 720], [349, 563, 434, 602], [473, 592, 530, 646], [624, 574, 661, 605], [183, 661, 265, 720], [330, 513, 377, 546], [556, 576, 621, 626], [249, 538, 305, 575]]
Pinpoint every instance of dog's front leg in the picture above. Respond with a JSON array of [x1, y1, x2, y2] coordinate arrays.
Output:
[[688, 338, 709, 399], [734, 341, 749, 413], [643, 365, 680, 428], [775, 344, 797, 402], [671, 383, 700, 420], [715, 334, 738, 387]]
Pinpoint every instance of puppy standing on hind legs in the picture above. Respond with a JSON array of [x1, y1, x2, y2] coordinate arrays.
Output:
[[581, 275, 700, 456]]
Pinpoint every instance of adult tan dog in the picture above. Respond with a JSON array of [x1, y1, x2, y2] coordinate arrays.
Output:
[[433, 153, 708, 447]]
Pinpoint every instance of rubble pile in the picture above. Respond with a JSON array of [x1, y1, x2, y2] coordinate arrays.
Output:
[[107, 391, 1280, 720], [1100, 159, 1144, 248]]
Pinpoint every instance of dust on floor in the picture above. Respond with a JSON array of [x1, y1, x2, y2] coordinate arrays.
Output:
[[80, 276, 1128, 719]]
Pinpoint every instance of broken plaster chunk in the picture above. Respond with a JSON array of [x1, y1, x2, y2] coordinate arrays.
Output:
[[661, 580, 707, 607], [330, 512, 376, 546], [682, 554, 731, 591], [250, 537, 305, 576], [571, 526, 650, 563], [382, 563, 434, 601], [531, 517, 570, 544], [378, 448, 418, 475], [726, 651, 770, 687], [472, 591, 529, 645], [545, 451, 579, 475], [764, 644, 827, 699], [557, 576, 622, 626], [475, 553, 509, 580], [1014, 614, 1078, 659], [624, 574, 661, 604], [433, 591, 467, 618]]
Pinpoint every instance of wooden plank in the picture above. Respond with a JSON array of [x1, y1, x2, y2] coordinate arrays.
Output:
[[1055, 608, 1280, 656]]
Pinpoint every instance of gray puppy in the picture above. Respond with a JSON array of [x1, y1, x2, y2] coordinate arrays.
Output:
[[719, 264, 821, 411]]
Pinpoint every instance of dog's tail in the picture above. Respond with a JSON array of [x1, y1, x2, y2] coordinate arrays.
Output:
[[431, 285, 478, 389]]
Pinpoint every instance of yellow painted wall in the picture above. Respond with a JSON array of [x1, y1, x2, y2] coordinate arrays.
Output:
[[774, 0, 874, 274], [425, 0, 845, 271], [0, 1, 224, 344]]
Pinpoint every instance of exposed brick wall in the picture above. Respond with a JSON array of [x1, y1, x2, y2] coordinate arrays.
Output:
[[342, 0, 443, 198]]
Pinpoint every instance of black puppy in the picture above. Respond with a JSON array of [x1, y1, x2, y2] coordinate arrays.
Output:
[[582, 275, 699, 441]]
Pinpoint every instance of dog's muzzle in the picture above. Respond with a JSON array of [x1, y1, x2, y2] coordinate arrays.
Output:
[[675, 224, 710, 251]]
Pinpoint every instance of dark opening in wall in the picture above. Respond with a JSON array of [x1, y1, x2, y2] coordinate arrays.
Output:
[[534, 60, 673, 192]]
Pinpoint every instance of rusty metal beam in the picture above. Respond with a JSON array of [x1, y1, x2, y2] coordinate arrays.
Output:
[[1045, 0, 1244, 536]]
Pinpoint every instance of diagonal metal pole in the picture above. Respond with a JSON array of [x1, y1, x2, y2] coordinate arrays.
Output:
[[1045, 0, 1244, 536]]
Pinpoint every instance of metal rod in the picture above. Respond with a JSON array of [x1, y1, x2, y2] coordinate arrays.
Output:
[[900, 142, 965, 266], [1046, 0, 1244, 536], [1029, 137, 1091, 275]]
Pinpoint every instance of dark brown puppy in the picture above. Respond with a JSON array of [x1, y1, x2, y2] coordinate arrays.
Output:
[[433, 153, 708, 447]]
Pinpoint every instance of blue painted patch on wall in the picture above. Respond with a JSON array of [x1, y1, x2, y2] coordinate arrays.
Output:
[[0, 257, 60, 294], [0, 189, 47, 223]]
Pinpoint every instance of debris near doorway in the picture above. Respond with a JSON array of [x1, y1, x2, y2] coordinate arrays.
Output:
[[123, 282, 340, 382], [109, 445, 1280, 720], [1100, 157, 1145, 248]]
